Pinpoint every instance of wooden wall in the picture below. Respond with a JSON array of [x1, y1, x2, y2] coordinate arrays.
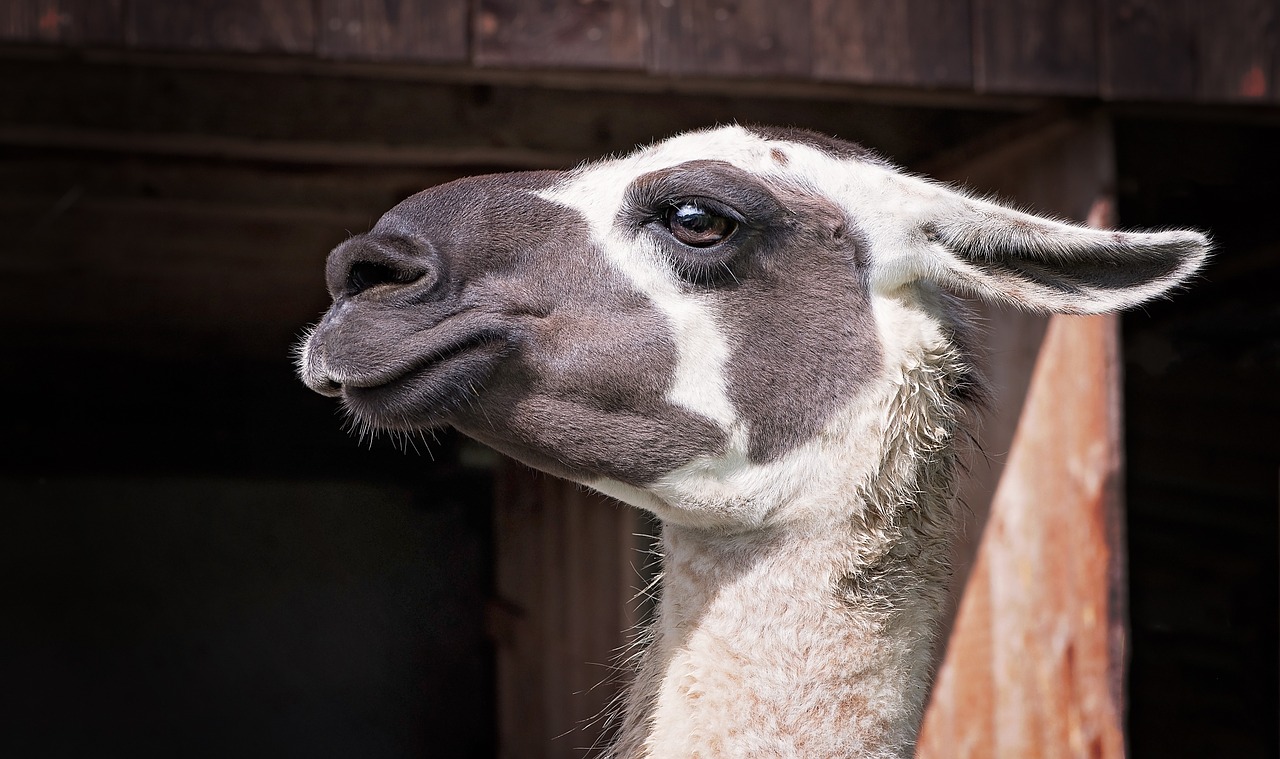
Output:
[[2, 0, 1279, 103]]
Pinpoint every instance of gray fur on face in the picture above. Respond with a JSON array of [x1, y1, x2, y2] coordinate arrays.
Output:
[[303, 169, 728, 487], [617, 159, 882, 463]]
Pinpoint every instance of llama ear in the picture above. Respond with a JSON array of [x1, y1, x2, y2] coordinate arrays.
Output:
[[910, 190, 1211, 314]]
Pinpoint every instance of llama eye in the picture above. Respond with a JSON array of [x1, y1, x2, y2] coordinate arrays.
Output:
[[664, 203, 737, 247]]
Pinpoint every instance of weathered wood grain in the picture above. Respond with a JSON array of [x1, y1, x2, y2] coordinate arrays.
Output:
[[1194, 0, 1279, 102], [0, 56, 1022, 177], [650, 0, 810, 77], [811, 0, 973, 88], [318, 0, 468, 62], [0, 0, 124, 44], [922, 312, 1128, 758], [473, 0, 647, 70], [974, 0, 1099, 95], [128, 0, 315, 53], [1101, 0, 1196, 101]]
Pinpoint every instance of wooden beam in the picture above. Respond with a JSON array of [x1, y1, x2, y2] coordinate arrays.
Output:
[[1, 43, 1049, 113], [919, 114, 1129, 757], [922, 313, 1128, 758], [0, 125, 586, 170]]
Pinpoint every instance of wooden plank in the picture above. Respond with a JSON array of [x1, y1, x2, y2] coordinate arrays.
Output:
[[1194, 0, 1280, 102], [919, 114, 1128, 757], [0, 125, 586, 170], [491, 463, 646, 758], [127, 0, 315, 54], [923, 314, 1127, 759], [974, 0, 1099, 95], [473, 0, 647, 70], [924, 316, 1128, 758], [0, 0, 123, 44], [0, 0, 36, 40], [0, 153, 476, 220], [318, 0, 468, 63], [811, 0, 973, 89], [1101, 0, 1196, 101], [650, 0, 810, 78], [0, 56, 1024, 178]]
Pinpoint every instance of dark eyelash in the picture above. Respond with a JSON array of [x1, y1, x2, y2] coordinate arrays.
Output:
[[655, 197, 744, 225]]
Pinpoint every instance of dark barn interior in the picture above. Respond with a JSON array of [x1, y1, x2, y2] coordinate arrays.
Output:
[[1, 3, 1277, 758]]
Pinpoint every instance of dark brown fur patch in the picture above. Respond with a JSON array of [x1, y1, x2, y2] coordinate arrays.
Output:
[[718, 187, 881, 463]]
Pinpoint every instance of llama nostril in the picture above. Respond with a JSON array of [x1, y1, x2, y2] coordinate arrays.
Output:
[[304, 369, 345, 398], [327, 233, 441, 300]]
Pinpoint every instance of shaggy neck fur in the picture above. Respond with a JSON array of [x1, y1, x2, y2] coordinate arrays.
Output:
[[607, 298, 981, 759]]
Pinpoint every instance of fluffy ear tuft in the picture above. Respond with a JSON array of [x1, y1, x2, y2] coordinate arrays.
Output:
[[925, 196, 1211, 314]]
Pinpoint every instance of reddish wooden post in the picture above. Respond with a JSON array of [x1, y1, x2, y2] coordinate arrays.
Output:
[[920, 314, 1127, 758], [919, 114, 1129, 757]]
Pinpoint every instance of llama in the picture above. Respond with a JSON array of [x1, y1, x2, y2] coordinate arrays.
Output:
[[298, 126, 1208, 757]]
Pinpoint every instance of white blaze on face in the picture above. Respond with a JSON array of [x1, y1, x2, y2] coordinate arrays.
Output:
[[534, 127, 917, 528], [537, 129, 781, 432]]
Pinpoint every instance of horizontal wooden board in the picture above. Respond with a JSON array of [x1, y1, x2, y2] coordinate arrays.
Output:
[[650, 0, 810, 77], [127, 0, 315, 53], [1101, 0, 1196, 101], [1194, 0, 1279, 102], [811, 0, 973, 88], [0, 0, 1277, 104], [474, 0, 647, 70], [318, 0, 468, 62], [0, 0, 124, 44], [0, 57, 1022, 171], [974, 0, 1099, 95]]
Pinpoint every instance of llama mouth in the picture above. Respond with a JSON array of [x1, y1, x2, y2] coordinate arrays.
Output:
[[340, 333, 508, 430]]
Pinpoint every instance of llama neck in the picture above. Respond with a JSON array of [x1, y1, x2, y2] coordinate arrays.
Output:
[[608, 348, 971, 757], [609, 517, 949, 759]]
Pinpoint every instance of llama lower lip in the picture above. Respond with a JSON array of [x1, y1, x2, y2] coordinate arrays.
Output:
[[341, 336, 506, 430]]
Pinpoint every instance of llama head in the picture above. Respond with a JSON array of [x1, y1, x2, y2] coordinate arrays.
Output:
[[299, 126, 1208, 529]]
